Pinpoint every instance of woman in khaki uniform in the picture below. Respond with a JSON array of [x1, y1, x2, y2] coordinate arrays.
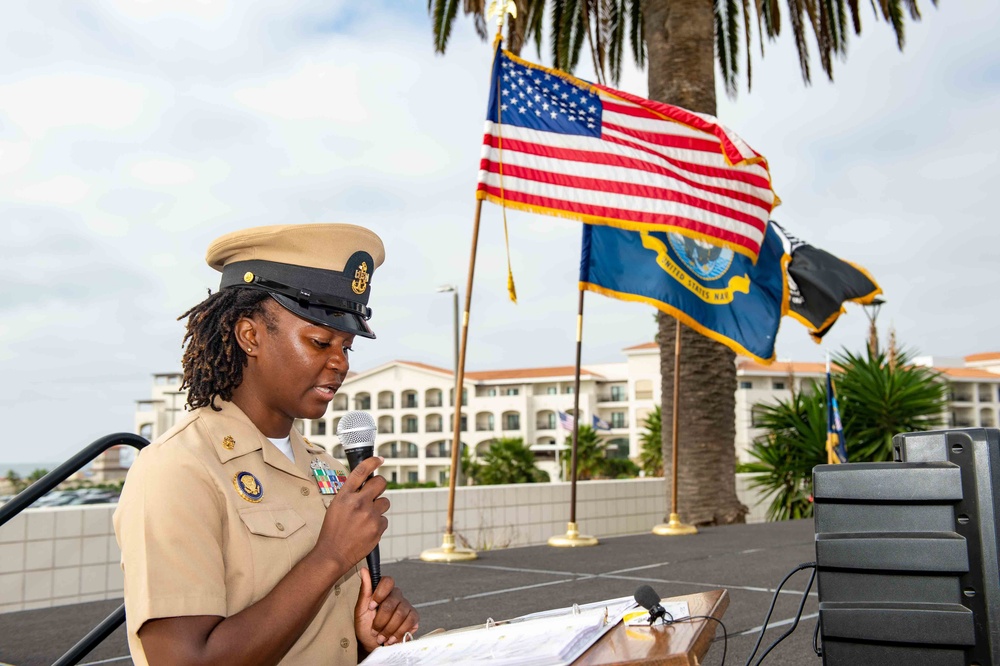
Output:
[[114, 224, 418, 665]]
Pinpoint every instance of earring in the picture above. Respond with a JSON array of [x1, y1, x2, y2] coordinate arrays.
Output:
[[246, 348, 252, 353]]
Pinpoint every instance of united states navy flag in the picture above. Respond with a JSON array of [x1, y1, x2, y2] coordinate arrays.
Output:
[[580, 222, 789, 363]]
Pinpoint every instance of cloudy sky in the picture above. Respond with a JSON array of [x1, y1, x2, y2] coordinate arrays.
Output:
[[1, 0, 997, 465]]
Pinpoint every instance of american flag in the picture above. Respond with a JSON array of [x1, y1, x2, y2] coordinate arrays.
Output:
[[477, 46, 778, 261], [557, 410, 576, 431]]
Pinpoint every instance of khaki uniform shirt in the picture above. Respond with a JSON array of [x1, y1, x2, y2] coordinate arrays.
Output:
[[114, 400, 362, 665]]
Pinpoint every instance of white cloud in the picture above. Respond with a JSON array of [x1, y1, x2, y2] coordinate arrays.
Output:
[[128, 158, 200, 186], [0, 73, 155, 138]]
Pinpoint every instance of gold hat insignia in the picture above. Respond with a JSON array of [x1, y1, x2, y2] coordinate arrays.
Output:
[[351, 262, 369, 295]]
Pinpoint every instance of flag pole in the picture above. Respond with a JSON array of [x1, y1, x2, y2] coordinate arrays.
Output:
[[652, 319, 698, 536], [549, 287, 598, 547], [419, 199, 482, 563]]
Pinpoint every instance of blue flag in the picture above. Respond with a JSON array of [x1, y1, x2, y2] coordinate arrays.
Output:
[[592, 415, 612, 431], [826, 367, 848, 464], [579, 222, 789, 363]]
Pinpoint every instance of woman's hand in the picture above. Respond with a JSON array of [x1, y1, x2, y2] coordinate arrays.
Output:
[[309, 457, 390, 577], [354, 568, 420, 651]]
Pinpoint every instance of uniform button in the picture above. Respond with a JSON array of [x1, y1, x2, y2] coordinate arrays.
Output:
[[334, 585, 341, 596], [300, 487, 310, 496], [340, 638, 350, 649], [276, 522, 285, 531]]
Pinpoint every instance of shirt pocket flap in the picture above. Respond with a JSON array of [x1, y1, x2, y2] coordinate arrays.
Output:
[[238, 506, 306, 539]]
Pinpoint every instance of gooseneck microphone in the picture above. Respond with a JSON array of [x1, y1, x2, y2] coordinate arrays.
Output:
[[634, 585, 670, 625], [336, 410, 381, 590]]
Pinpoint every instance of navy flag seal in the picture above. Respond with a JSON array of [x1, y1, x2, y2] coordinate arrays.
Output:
[[233, 471, 264, 503]]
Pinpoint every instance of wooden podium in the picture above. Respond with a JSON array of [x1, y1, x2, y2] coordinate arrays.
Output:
[[574, 589, 729, 666]]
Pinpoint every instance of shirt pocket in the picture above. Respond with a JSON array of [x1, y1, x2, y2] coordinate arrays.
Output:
[[238, 505, 306, 538], [237, 505, 309, 598]]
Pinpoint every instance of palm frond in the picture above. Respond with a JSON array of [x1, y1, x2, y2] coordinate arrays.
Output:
[[786, 0, 813, 83], [430, 0, 463, 53], [607, 0, 626, 85], [742, 0, 754, 89], [628, 0, 644, 70], [847, 0, 862, 34]]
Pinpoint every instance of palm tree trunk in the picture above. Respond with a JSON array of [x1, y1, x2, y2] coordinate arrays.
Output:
[[644, 0, 747, 525]]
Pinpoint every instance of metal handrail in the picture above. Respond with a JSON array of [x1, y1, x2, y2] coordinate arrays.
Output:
[[0, 432, 149, 666]]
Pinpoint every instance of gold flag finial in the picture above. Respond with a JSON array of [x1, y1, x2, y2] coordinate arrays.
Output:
[[487, 0, 517, 33]]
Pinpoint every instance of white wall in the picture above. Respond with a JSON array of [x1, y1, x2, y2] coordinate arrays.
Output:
[[0, 477, 774, 614]]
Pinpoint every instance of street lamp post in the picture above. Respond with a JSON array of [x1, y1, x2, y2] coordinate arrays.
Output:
[[436, 285, 459, 376], [435, 285, 461, 487]]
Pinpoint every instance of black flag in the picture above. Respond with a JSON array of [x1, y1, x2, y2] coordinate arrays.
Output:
[[773, 222, 882, 341]]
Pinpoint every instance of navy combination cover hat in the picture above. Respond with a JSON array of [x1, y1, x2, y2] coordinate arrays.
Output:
[[206, 223, 386, 339]]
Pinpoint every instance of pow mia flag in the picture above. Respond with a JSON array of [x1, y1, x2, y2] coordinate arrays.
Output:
[[772, 222, 883, 342]]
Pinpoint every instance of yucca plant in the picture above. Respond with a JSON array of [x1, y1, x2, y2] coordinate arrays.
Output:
[[745, 343, 949, 519], [639, 405, 663, 476], [742, 391, 828, 520], [834, 347, 947, 462]]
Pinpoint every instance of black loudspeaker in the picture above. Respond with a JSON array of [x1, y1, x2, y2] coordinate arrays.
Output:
[[813, 428, 1000, 666]]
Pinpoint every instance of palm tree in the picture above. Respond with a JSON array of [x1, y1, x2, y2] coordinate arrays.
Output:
[[429, 0, 931, 524], [741, 390, 827, 520], [475, 437, 550, 484], [563, 425, 606, 480], [639, 406, 663, 476]]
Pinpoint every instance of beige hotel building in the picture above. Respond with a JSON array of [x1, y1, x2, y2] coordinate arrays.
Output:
[[130, 347, 1000, 484]]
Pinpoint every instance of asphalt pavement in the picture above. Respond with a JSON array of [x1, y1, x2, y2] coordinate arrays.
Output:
[[0, 519, 821, 666]]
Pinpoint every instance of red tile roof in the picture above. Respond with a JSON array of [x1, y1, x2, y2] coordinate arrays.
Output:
[[939, 367, 1000, 379], [465, 366, 604, 381], [737, 360, 828, 375], [965, 352, 1000, 363]]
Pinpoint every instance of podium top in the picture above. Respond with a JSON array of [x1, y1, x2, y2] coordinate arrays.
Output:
[[574, 589, 729, 666]]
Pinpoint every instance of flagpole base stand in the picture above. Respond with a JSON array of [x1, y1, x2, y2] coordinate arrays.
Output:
[[420, 532, 478, 562], [548, 522, 599, 547], [652, 513, 699, 536]]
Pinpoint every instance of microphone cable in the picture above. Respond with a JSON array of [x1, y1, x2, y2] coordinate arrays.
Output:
[[743, 561, 817, 666], [667, 613, 728, 665]]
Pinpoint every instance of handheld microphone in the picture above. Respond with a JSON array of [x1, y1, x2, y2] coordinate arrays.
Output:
[[336, 410, 382, 590], [634, 585, 670, 625]]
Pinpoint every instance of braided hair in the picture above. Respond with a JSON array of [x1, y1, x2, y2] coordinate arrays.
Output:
[[179, 288, 276, 410]]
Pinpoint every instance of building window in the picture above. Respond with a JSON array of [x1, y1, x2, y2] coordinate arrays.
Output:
[[610, 385, 626, 401], [390, 471, 398, 483], [607, 438, 630, 459], [502, 387, 519, 396], [378, 391, 394, 409], [546, 386, 558, 395], [751, 406, 768, 428], [450, 388, 469, 407], [739, 381, 753, 389], [139, 423, 153, 440], [312, 420, 326, 436], [610, 412, 627, 428], [537, 412, 556, 429], [402, 416, 418, 433], [634, 379, 654, 400], [408, 471, 419, 483], [487, 388, 497, 397], [503, 413, 520, 430], [403, 391, 418, 408], [772, 381, 785, 390], [355, 393, 371, 410], [564, 386, 574, 394], [426, 389, 443, 408]]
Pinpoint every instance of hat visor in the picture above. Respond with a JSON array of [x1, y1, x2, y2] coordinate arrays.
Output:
[[271, 294, 375, 339]]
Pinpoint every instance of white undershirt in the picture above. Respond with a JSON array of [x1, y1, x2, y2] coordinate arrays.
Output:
[[267, 436, 295, 462]]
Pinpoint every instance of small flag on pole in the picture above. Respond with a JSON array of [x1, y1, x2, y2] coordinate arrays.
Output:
[[826, 359, 848, 464], [592, 415, 612, 431], [558, 410, 576, 431], [477, 44, 779, 262]]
